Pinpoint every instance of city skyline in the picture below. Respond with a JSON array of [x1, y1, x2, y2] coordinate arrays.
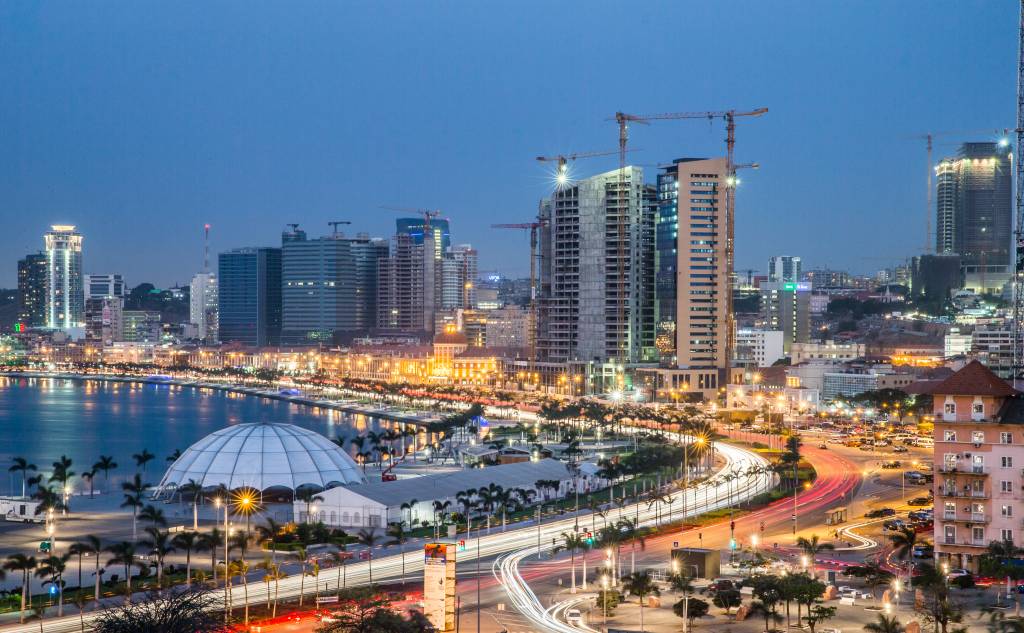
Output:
[[0, 1, 1016, 287]]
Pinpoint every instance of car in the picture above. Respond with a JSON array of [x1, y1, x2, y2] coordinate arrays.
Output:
[[818, 443, 828, 449], [946, 568, 971, 580], [882, 519, 906, 531], [908, 510, 931, 521], [565, 609, 583, 626], [838, 588, 872, 599], [859, 445, 874, 451], [892, 446, 909, 453], [881, 461, 902, 469], [912, 544, 934, 558], [907, 497, 932, 506], [866, 508, 897, 518]]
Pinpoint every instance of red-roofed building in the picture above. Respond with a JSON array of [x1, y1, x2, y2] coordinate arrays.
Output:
[[932, 360, 1024, 571]]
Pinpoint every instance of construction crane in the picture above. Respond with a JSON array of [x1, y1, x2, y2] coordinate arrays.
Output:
[[1014, 0, 1024, 385], [908, 128, 1010, 254], [328, 220, 352, 235], [492, 219, 548, 362], [380, 206, 443, 247], [536, 149, 630, 187], [613, 108, 768, 371]]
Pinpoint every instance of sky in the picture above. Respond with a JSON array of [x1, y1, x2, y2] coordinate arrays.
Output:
[[0, 1, 1017, 288]]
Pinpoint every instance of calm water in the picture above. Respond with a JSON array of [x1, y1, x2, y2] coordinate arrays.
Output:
[[0, 376, 412, 495]]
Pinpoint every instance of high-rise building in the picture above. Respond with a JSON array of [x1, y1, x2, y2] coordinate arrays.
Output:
[[441, 245, 478, 310], [189, 272, 218, 343], [935, 142, 1013, 292], [122, 310, 162, 343], [538, 166, 656, 365], [396, 218, 450, 258], [282, 231, 386, 344], [760, 281, 811, 354], [485, 305, 532, 350], [85, 296, 123, 344], [44, 225, 84, 330], [16, 253, 47, 329], [768, 255, 801, 283], [84, 274, 126, 299], [377, 232, 437, 334], [218, 247, 282, 347]]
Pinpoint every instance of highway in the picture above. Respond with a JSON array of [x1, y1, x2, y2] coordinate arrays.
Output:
[[0, 440, 773, 632]]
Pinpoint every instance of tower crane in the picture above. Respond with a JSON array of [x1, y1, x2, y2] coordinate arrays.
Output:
[[908, 128, 1010, 254], [536, 149, 633, 186], [380, 206, 444, 251], [328, 220, 352, 236], [492, 219, 548, 362], [612, 107, 768, 371]]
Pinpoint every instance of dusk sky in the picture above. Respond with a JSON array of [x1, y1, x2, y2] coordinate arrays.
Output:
[[0, 1, 1016, 288]]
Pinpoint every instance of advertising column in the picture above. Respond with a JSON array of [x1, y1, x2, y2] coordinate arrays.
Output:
[[423, 543, 456, 631]]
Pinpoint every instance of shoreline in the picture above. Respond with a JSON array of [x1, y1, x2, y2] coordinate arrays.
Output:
[[0, 370, 443, 427]]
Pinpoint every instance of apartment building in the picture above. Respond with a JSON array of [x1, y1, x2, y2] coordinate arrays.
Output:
[[932, 360, 1023, 571]]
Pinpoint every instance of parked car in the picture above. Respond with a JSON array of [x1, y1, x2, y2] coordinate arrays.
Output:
[[892, 446, 909, 453], [565, 609, 583, 626], [908, 510, 932, 521], [946, 568, 971, 581], [907, 497, 932, 506], [866, 508, 897, 518], [883, 519, 906, 531], [881, 461, 902, 469], [912, 544, 934, 558]]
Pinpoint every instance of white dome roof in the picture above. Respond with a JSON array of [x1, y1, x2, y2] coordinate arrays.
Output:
[[157, 423, 366, 492]]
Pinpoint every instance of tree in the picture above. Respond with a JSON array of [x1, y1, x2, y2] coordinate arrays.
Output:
[[295, 488, 324, 523], [844, 559, 894, 600], [196, 529, 222, 586], [804, 604, 837, 633], [121, 474, 149, 542], [674, 596, 709, 627], [317, 586, 431, 633], [9, 456, 37, 498], [68, 535, 103, 604], [357, 528, 380, 584], [141, 527, 174, 589], [93, 455, 118, 492], [864, 614, 905, 633], [138, 504, 167, 528], [132, 449, 155, 473], [748, 599, 784, 633], [386, 522, 409, 583], [4, 553, 37, 623], [172, 531, 200, 588], [91, 589, 227, 633], [49, 455, 75, 510], [555, 532, 586, 593], [35, 553, 69, 617], [713, 588, 742, 614], [747, 574, 784, 633], [177, 479, 203, 529], [621, 571, 660, 632], [106, 542, 140, 604], [795, 535, 834, 575]]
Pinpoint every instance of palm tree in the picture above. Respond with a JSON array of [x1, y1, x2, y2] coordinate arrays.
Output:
[[172, 531, 200, 587], [132, 449, 155, 473], [49, 455, 74, 510], [165, 448, 183, 463], [4, 554, 36, 623], [68, 535, 102, 604], [138, 504, 167, 528], [255, 518, 284, 564], [795, 535, 834, 576], [120, 473, 149, 541], [864, 613, 905, 633], [141, 527, 174, 589], [330, 545, 349, 590], [92, 456, 117, 493], [357, 528, 379, 584], [9, 457, 37, 498], [105, 541, 139, 604], [889, 526, 918, 590], [400, 499, 419, 527], [255, 557, 276, 610], [555, 532, 586, 593], [81, 469, 97, 498], [296, 546, 309, 607], [197, 529, 222, 585], [177, 479, 203, 529], [386, 522, 409, 582], [294, 488, 324, 523], [621, 570, 661, 632], [35, 553, 69, 617]]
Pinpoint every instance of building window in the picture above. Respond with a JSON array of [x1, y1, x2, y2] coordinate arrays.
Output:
[[944, 402, 956, 415], [1003, 480, 1014, 493], [944, 525, 956, 545], [973, 403, 985, 415], [944, 430, 957, 442], [972, 431, 985, 444], [1003, 529, 1014, 543], [1002, 432, 1013, 444], [1003, 505, 1013, 517], [1003, 456, 1014, 468]]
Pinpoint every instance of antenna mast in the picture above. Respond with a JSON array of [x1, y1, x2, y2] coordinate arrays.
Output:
[[203, 223, 210, 273]]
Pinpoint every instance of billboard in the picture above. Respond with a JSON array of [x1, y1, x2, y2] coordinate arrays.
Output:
[[424, 543, 456, 631]]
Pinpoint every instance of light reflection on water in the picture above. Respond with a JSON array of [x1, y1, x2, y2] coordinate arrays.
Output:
[[0, 376, 427, 494]]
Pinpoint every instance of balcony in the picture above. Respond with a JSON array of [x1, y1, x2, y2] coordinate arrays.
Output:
[[940, 539, 989, 548], [942, 513, 990, 524], [938, 489, 989, 499], [938, 466, 988, 476]]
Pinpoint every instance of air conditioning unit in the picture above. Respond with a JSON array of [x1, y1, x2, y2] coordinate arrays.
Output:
[[965, 453, 972, 458], [974, 443, 983, 448]]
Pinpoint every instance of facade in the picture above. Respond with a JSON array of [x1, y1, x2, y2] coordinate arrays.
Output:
[[396, 218, 450, 258], [282, 232, 386, 344], [122, 310, 162, 343], [84, 274, 126, 299], [538, 166, 656, 365], [972, 322, 1014, 377], [84, 296, 124, 344], [760, 281, 811, 354], [218, 247, 283, 347], [935, 142, 1013, 287], [768, 255, 802, 283], [441, 244, 478, 310], [16, 252, 47, 328], [189, 272, 218, 343], [734, 329, 784, 368], [377, 232, 436, 334], [790, 341, 866, 364], [44, 225, 85, 330], [485, 306, 532, 350], [945, 328, 973, 357], [931, 361, 1023, 571]]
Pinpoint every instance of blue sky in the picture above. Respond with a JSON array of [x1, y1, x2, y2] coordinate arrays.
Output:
[[0, 1, 1016, 287]]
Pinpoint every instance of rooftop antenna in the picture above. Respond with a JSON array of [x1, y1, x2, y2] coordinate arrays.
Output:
[[203, 223, 211, 273]]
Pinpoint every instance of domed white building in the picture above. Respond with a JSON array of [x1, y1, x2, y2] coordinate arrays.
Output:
[[157, 422, 366, 494]]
